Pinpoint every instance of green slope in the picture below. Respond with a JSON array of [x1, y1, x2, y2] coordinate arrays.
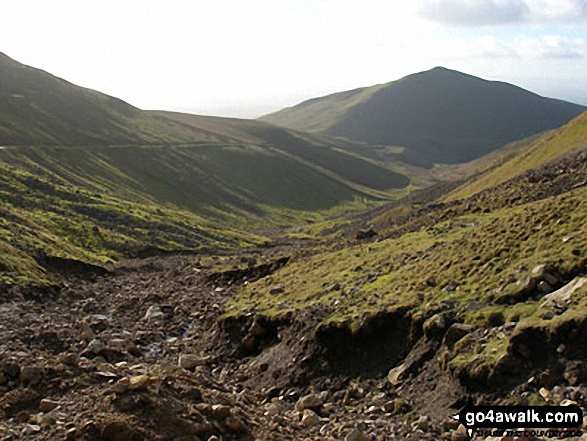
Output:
[[260, 67, 585, 166], [226, 114, 587, 386], [0, 52, 221, 146], [445, 111, 587, 201], [153, 111, 411, 192], [0, 52, 416, 288], [0, 154, 265, 287]]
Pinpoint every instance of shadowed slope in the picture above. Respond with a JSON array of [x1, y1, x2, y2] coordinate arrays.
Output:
[[261, 68, 585, 166]]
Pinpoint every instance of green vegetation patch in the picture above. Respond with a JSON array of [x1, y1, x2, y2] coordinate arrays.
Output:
[[226, 186, 587, 328]]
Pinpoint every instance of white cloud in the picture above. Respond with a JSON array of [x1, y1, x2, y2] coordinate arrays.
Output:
[[444, 35, 587, 59], [514, 35, 587, 58], [524, 0, 587, 25], [470, 36, 519, 57], [419, 0, 587, 26], [419, 0, 530, 25]]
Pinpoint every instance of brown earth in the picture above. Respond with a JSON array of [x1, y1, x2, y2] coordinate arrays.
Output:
[[1, 146, 586, 440]]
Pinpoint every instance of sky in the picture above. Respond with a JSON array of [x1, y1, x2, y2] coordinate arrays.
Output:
[[0, 0, 586, 118]]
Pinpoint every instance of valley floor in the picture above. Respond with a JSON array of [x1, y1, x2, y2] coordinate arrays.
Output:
[[1, 249, 586, 441], [0, 146, 586, 441]]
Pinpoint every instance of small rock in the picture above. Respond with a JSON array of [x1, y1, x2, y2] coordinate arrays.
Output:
[[24, 424, 41, 434], [143, 305, 164, 322], [387, 363, 408, 385], [111, 377, 131, 394], [79, 322, 95, 341], [442, 417, 460, 431], [108, 339, 127, 352], [356, 228, 377, 240], [179, 354, 210, 370], [538, 370, 560, 388], [224, 415, 248, 433], [540, 310, 555, 320], [541, 277, 587, 308], [207, 437, 220, 441], [39, 398, 60, 412], [423, 313, 450, 341], [443, 323, 474, 349], [65, 427, 77, 441], [538, 281, 553, 294], [241, 334, 258, 352], [264, 403, 280, 416], [543, 272, 559, 286], [411, 415, 430, 431], [564, 361, 587, 385], [128, 375, 153, 390], [345, 428, 371, 441], [20, 366, 44, 385], [57, 353, 80, 367], [248, 319, 266, 337], [561, 399, 578, 406], [532, 264, 547, 275], [86, 339, 106, 354], [301, 409, 321, 427], [295, 393, 323, 411], [211, 404, 231, 419], [269, 285, 285, 295]]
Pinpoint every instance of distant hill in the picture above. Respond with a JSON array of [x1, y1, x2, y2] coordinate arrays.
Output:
[[260, 67, 585, 166]]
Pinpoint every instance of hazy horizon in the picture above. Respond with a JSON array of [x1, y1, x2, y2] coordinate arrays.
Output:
[[1, 0, 586, 118]]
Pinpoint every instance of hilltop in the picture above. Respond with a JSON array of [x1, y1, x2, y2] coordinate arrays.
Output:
[[261, 67, 585, 166]]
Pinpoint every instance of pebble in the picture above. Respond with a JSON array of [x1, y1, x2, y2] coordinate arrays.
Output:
[[179, 354, 210, 370], [128, 375, 153, 390], [19, 366, 44, 385], [345, 428, 371, 441], [143, 305, 164, 322], [39, 398, 60, 412], [295, 393, 323, 411], [301, 409, 321, 427]]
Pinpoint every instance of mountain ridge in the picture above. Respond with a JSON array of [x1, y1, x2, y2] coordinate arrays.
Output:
[[260, 67, 586, 166]]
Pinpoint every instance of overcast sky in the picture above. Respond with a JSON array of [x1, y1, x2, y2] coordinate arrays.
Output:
[[1, 0, 586, 118]]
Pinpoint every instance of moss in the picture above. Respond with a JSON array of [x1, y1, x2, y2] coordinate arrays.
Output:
[[228, 185, 587, 327]]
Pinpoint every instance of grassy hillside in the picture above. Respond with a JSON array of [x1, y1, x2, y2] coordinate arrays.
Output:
[[0, 52, 225, 146], [0, 154, 264, 287], [444, 111, 587, 201], [152, 111, 411, 192], [261, 67, 585, 166], [225, 123, 587, 389], [0, 53, 419, 287], [0, 138, 410, 286]]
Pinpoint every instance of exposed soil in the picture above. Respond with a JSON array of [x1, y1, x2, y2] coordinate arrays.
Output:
[[1, 147, 586, 440]]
